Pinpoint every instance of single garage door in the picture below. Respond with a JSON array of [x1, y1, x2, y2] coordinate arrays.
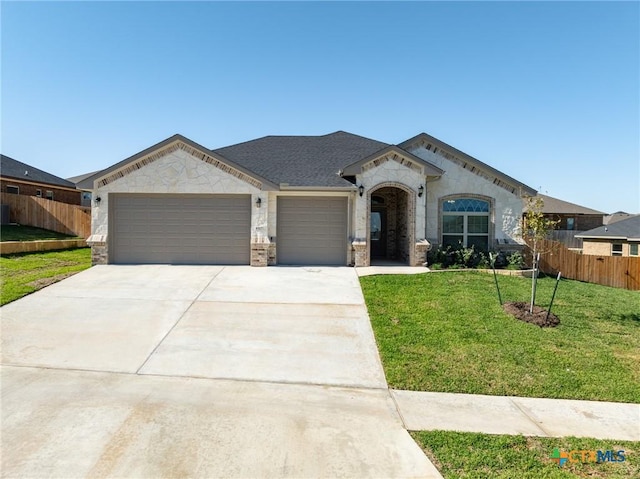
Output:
[[110, 194, 251, 264], [277, 196, 348, 265]]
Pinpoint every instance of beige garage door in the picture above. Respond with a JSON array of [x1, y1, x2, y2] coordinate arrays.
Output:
[[110, 194, 251, 264], [277, 196, 348, 265]]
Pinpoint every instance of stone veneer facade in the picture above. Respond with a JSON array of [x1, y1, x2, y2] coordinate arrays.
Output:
[[87, 137, 529, 267], [87, 145, 270, 266]]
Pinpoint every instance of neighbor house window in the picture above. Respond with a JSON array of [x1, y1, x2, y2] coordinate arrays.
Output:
[[566, 217, 575, 230], [45, 191, 53, 200], [36, 189, 42, 197], [630, 244, 638, 256], [6, 185, 19, 194], [611, 243, 623, 256], [442, 198, 490, 250]]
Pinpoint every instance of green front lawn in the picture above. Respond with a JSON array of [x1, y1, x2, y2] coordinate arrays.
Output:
[[412, 431, 638, 479], [361, 272, 640, 402], [0, 248, 92, 305], [0, 225, 78, 242]]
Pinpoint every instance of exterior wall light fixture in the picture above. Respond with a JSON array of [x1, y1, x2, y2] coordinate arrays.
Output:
[[418, 185, 424, 197], [358, 185, 364, 197], [256, 197, 262, 208], [94, 196, 102, 205]]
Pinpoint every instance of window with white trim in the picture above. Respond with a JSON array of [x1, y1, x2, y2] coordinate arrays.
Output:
[[36, 189, 42, 197], [45, 190, 53, 200], [611, 243, 623, 256], [6, 185, 19, 194], [630, 244, 638, 256], [442, 198, 490, 250]]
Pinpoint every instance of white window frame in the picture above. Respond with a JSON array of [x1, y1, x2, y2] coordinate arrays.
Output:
[[6, 185, 19, 194], [629, 244, 638, 257], [36, 189, 42, 197], [45, 190, 54, 200], [611, 243, 623, 256], [440, 196, 492, 251]]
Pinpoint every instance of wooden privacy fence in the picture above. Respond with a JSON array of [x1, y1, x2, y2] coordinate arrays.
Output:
[[1, 193, 91, 239], [529, 238, 640, 291]]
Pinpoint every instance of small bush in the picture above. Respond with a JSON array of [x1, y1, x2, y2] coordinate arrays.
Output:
[[427, 245, 524, 270]]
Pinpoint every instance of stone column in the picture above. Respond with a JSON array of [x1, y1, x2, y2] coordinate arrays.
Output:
[[414, 240, 432, 266], [86, 234, 108, 265], [250, 238, 270, 267], [352, 240, 368, 267]]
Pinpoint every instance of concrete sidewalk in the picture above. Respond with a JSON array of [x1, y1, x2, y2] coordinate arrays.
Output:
[[392, 390, 640, 441]]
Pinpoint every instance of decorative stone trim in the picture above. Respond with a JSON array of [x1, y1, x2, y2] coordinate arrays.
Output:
[[361, 154, 422, 174], [98, 141, 263, 189], [268, 242, 277, 266], [352, 240, 368, 267], [412, 138, 518, 195], [251, 241, 270, 267], [89, 243, 108, 265], [414, 240, 432, 266]]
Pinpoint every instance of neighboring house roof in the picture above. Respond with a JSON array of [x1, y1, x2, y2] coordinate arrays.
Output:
[[576, 215, 640, 241], [67, 171, 100, 186], [213, 131, 390, 188], [399, 132, 536, 196], [0, 154, 77, 189], [531, 194, 605, 215], [604, 212, 637, 225]]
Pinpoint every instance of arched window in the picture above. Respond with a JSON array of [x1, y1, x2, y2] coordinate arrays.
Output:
[[442, 198, 490, 250]]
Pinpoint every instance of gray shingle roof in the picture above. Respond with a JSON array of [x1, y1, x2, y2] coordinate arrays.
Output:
[[67, 171, 101, 186], [213, 131, 389, 187], [533, 194, 605, 215], [576, 215, 640, 240], [1, 154, 76, 189]]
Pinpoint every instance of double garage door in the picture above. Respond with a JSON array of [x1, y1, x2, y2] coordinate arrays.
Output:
[[110, 194, 251, 264], [110, 194, 348, 265]]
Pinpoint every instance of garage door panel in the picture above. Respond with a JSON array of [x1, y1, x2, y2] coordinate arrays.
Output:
[[277, 197, 348, 265], [111, 194, 250, 265]]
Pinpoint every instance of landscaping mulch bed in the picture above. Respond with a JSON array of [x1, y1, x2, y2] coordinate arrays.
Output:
[[503, 301, 559, 328]]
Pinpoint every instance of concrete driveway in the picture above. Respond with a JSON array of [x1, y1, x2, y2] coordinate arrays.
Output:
[[1, 265, 441, 478]]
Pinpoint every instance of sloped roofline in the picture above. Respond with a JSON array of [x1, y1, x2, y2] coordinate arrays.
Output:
[[575, 215, 640, 241], [532, 193, 605, 215], [0, 154, 78, 189], [342, 145, 444, 176], [399, 133, 537, 196], [77, 134, 279, 190]]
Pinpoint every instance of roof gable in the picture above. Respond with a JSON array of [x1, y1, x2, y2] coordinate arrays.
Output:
[[341, 145, 444, 177], [399, 133, 536, 197], [213, 131, 389, 187], [0, 154, 77, 189], [78, 135, 278, 190]]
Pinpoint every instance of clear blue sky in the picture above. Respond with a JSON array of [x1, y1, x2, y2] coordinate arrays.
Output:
[[2, 1, 638, 214]]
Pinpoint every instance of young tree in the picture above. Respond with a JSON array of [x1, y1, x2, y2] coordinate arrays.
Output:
[[522, 196, 559, 313]]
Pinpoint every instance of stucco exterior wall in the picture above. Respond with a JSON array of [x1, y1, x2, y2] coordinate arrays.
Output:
[[407, 146, 524, 247], [91, 148, 266, 241]]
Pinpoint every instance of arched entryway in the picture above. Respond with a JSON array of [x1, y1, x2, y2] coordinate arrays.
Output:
[[368, 185, 414, 265]]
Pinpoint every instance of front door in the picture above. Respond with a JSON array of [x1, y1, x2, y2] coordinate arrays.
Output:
[[370, 208, 387, 259]]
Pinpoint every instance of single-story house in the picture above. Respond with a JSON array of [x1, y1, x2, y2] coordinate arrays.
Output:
[[576, 215, 640, 257], [78, 131, 536, 266], [0, 154, 81, 205]]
